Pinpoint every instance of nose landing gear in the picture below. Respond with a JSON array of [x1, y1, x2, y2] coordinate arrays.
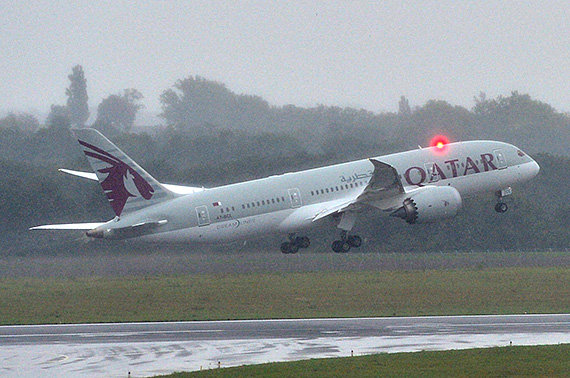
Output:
[[495, 187, 511, 213], [495, 202, 508, 213]]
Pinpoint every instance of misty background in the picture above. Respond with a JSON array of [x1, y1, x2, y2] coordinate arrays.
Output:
[[2, 2, 570, 118], [2, 2, 570, 256]]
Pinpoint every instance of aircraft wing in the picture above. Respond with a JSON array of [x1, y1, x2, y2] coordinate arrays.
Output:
[[312, 198, 359, 222], [355, 159, 405, 207], [59, 168, 205, 195], [311, 159, 405, 222]]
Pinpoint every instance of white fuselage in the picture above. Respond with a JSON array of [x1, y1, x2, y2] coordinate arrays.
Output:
[[99, 140, 539, 243]]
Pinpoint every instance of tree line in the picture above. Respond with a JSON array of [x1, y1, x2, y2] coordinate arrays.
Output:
[[1, 69, 570, 255]]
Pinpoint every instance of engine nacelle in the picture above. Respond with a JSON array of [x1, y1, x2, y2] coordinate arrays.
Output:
[[391, 186, 462, 224]]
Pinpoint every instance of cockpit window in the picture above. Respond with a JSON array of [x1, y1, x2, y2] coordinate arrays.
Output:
[[517, 150, 526, 157]]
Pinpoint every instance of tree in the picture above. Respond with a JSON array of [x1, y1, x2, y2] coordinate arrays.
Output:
[[159, 76, 271, 133], [398, 95, 411, 116], [0, 112, 39, 134], [66, 65, 89, 127], [93, 89, 144, 134], [410, 100, 474, 143], [160, 76, 235, 132], [46, 105, 71, 130]]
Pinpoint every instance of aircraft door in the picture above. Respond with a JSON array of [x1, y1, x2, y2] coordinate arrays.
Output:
[[424, 162, 440, 182], [195, 205, 210, 226], [288, 188, 302, 208], [494, 150, 507, 169]]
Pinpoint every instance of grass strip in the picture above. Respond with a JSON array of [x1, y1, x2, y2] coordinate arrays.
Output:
[[158, 344, 570, 378], [2, 267, 570, 324]]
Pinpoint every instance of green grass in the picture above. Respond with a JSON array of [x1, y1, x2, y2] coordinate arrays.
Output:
[[2, 266, 570, 324], [157, 344, 570, 378]]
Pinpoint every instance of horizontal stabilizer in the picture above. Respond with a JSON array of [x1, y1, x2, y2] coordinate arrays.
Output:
[[30, 222, 105, 231], [59, 168, 98, 180], [86, 220, 168, 239], [160, 184, 205, 195], [59, 168, 205, 195]]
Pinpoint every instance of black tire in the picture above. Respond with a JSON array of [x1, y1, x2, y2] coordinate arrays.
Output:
[[280, 242, 291, 254], [348, 235, 362, 248], [339, 241, 351, 253], [288, 242, 299, 254], [296, 236, 310, 249], [495, 202, 508, 213], [332, 240, 343, 253]]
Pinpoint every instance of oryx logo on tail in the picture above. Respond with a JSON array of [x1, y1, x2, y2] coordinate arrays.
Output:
[[79, 140, 154, 216]]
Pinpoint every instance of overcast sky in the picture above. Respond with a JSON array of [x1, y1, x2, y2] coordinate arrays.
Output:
[[2, 1, 570, 121]]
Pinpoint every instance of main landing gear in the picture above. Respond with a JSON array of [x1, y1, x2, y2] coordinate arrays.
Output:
[[495, 187, 512, 213], [331, 231, 362, 253], [280, 211, 364, 254], [280, 234, 310, 254], [330, 211, 362, 253]]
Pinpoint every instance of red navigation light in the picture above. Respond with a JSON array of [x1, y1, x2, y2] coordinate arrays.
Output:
[[430, 135, 450, 155]]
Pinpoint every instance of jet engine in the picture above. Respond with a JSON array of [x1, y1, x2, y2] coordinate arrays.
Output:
[[391, 186, 462, 224]]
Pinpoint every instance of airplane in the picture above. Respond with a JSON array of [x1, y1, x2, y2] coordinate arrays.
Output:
[[31, 130, 540, 253]]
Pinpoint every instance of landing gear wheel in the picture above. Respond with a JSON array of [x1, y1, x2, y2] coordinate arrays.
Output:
[[347, 235, 362, 248], [280, 242, 299, 254], [495, 202, 508, 213], [332, 240, 351, 253], [295, 236, 310, 249]]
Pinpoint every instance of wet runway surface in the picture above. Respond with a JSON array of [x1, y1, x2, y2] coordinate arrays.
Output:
[[2, 314, 570, 377]]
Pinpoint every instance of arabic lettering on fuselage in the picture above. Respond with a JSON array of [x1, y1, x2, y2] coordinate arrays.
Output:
[[340, 171, 373, 183], [404, 153, 499, 186]]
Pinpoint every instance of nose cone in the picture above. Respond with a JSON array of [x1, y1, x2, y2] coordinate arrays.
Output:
[[529, 159, 540, 178], [520, 159, 540, 182]]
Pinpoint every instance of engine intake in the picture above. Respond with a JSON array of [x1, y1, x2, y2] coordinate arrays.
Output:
[[391, 186, 462, 224]]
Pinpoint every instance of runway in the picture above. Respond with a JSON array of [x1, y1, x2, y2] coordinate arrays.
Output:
[[1, 314, 570, 378]]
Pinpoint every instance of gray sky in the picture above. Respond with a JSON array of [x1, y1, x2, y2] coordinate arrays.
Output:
[[2, 1, 570, 121]]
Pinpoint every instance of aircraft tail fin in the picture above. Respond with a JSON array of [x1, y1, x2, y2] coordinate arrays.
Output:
[[72, 128, 175, 217]]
